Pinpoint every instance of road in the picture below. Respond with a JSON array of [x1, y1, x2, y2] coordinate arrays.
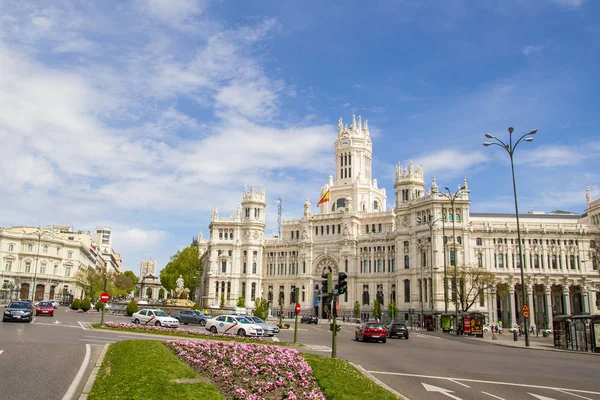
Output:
[[1, 310, 599, 400]]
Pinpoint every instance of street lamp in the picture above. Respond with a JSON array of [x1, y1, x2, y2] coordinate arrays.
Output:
[[438, 185, 466, 332], [417, 213, 443, 329], [483, 126, 537, 347], [25, 227, 55, 302]]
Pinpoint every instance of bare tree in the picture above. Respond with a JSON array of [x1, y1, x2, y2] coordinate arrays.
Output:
[[448, 264, 508, 312]]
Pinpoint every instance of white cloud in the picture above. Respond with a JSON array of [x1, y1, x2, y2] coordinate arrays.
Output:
[[552, 0, 585, 9], [523, 45, 543, 56], [519, 145, 585, 167], [113, 228, 169, 251], [413, 149, 488, 176], [142, 0, 205, 28]]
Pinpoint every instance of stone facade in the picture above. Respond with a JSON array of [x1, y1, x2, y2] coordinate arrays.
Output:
[[198, 116, 600, 329], [0, 226, 104, 302]]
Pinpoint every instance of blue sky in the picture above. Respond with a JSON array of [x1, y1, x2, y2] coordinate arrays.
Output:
[[1, 0, 598, 276]]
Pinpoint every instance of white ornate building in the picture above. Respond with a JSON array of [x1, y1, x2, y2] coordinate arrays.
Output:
[[1, 225, 123, 302], [198, 116, 600, 329]]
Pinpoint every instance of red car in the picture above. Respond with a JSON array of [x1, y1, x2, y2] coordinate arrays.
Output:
[[355, 322, 387, 343], [35, 301, 55, 317]]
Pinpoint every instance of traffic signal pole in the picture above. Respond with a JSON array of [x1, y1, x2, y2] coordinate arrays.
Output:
[[331, 296, 338, 358], [100, 277, 107, 327], [294, 288, 300, 343]]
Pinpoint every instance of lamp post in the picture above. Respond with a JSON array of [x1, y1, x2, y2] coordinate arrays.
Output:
[[483, 126, 537, 347], [438, 185, 466, 332], [442, 212, 448, 313], [26, 227, 55, 302], [426, 215, 443, 319]]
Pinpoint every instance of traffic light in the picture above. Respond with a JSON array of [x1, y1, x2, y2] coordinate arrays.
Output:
[[337, 272, 348, 295]]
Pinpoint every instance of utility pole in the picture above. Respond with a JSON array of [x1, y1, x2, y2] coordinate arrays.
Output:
[[293, 287, 300, 343]]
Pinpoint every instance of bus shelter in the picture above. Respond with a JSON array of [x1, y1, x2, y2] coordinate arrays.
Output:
[[553, 314, 600, 353]]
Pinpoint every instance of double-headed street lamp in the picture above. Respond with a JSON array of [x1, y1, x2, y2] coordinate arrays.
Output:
[[438, 185, 466, 332], [483, 126, 537, 347]]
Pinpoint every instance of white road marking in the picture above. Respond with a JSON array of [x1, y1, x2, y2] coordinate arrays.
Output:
[[78, 321, 88, 330], [528, 394, 557, 400], [449, 379, 470, 388], [553, 390, 593, 400], [271, 336, 280, 342], [367, 371, 600, 396], [80, 339, 117, 343], [32, 317, 36, 322], [53, 320, 62, 324], [422, 383, 463, 400], [32, 322, 83, 329], [0, 350, 3, 356], [482, 391, 506, 400], [62, 344, 91, 400], [416, 334, 442, 340]]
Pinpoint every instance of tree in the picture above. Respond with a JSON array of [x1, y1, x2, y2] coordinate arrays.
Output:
[[122, 270, 138, 293], [236, 296, 246, 308], [353, 300, 361, 319], [388, 300, 399, 321], [73, 268, 104, 299], [126, 300, 138, 316], [160, 244, 202, 298], [253, 297, 269, 320], [372, 299, 382, 320], [219, 294, 225, 309], [74, 268, 136, 299], [448, 264, 507, 312]]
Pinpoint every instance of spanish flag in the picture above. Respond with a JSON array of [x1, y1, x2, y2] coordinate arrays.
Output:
[[317, 190, 330, 205]]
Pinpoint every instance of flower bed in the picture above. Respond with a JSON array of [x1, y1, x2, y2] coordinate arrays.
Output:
[[166, 340, 326, 400], [103, 321, 253, 340]]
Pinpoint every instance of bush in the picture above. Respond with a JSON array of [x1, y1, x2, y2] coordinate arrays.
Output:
[[71, 299, 81, 310], [126, 300, 139, 316], [95, 300, 105, 311], [81, 298, 91, 312], [284, 323, 291, 329]]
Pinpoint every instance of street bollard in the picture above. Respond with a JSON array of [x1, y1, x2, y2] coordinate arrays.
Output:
[[513, 330, 518, 341]]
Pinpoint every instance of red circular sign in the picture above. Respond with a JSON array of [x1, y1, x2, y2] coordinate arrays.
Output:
[[100, 292, 110, 303], [295, 302, 301, 315]]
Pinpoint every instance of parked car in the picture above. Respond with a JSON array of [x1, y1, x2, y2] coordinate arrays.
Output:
[[244, 315, 280, 336], [131, 309, 179, 328], [3, 301, 34, 322], [300, 315, 318, 324], [205, 315, 264, 337], [508, 326, 520, 333], [171, 310, 212, 326], [49, 300, 60, 309], [35, 301, 55, 317], [356, 322, 387, 343], [386, 322, 409, 339]]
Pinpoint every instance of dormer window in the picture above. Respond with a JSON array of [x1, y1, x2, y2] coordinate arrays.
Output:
[[67, 251, 73, 259], [8, 244, 14, 252]]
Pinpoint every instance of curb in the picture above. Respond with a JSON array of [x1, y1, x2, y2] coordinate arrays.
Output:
[[78, 343, 110, 400], [481, 339, 600, 356], [351, 362, 410, 400]]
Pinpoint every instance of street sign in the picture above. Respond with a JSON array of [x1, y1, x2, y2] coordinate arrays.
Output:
[[522, 304, 530, 319], [295, 302, 301, 315], [100, 292, 110, 303]]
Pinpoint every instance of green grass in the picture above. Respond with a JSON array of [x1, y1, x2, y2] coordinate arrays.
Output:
[[92, 323, 305, 347], [88, 340, 224, 400], [303, 353, 401, 400]]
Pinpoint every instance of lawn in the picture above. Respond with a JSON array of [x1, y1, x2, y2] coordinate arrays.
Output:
[[303, 353, 401, 400], [89, 340, 401, 400], [88, 340, 224, 400]]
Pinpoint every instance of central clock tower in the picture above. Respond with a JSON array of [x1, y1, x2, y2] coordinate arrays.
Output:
[[317, 115, 387, 214]]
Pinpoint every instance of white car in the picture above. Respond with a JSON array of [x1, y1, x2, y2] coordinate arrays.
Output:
[[205, 315, 264, 337], [131, 309, 180, 328]]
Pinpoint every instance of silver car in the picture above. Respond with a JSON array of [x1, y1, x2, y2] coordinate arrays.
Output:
[[244, 315, 280, 336]]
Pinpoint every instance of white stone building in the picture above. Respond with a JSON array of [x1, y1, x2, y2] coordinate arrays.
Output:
[[198, 116, 600, 329], [1, 225, 124, 302]]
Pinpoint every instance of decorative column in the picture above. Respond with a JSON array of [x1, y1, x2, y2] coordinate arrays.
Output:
[[528, 286, 535, 327], [488, 287, 496, 324], [581, 285, 589, 314], [562, 284, 571, 315], [509, 286, 516, 327], [544, 284, 552, 329]]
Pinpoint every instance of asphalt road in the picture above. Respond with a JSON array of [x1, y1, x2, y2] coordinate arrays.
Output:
[[1, 310, 599, 400]]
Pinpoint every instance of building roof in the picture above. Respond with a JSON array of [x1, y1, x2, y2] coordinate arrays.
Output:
[[469, 212, 581, 220]]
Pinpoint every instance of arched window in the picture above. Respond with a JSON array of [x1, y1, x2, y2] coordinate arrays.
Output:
[[404, 255, 410, 269], [497, 253, 504, 268], [404, 279, 410, 302], [373, 201, 379, 211]]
